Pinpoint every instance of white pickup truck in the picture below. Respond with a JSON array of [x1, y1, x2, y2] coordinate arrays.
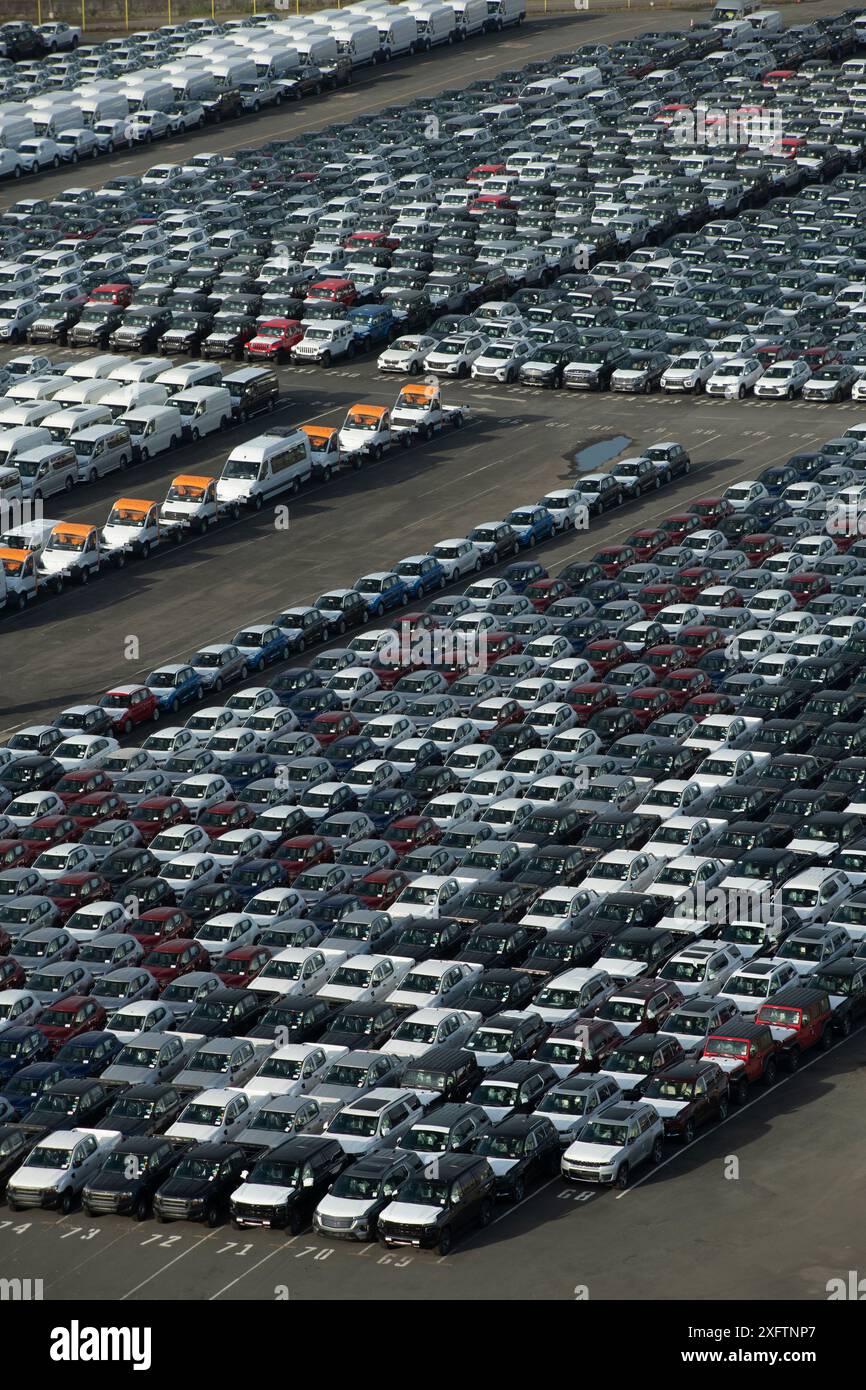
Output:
[[390, 383, 470, 440], [6, 1127, 122, 1214]]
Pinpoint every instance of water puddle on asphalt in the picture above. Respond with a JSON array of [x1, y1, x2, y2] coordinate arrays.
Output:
[[570, 434, 633, 473]]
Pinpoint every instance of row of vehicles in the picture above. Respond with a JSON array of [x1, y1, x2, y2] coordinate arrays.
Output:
[[3, 418, 866, 1243]]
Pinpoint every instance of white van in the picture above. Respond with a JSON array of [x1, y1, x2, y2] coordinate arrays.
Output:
[[712, 19, 756, 48], [156, 362, 223, 397], [70, 425, 133, 483], [6, 375, 65, 405], [42, 405, 112, 443], [560, 65, 603, 94], [371, 13, 418, 55], [294, 34, 339, 70], [169, 71, 216, 103], [746, 8, 782, 33], [484, 0, 525, 28], [711, 0, 758, 17], [49, 379, 117, 409], [108, 358, 165, 386], [450, 0, 488, 37], [0, 402, 57, 429], [15, 444, 79, 500], [0, 426, 52, 469], [125, 80, 174, 112], [0, 113, 35, 149], [65, 354, 130, 382], [101, 383, 168, 420], [121, 404, 182, 462], [402, 4, 456, 46], [172, 386, 232, 441], [31, 105, 84, 138], [217, 429, 313, 509], [331, 23, 383, 65], [0, 515, 60, 557], [77, 91, 129, 124]]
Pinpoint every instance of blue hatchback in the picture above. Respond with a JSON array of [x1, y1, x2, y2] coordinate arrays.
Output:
[[0, 1027, 51, 1082], [354, 571, 410, 615], [505, 505, 555, 547], [220, 753, 279, 794], [55, 1032, 121, 1079], [394, 554, 447, 599], [145, 663, 203, 712], [232, 625, 290, 671], [0, 1061, 65, 1118]]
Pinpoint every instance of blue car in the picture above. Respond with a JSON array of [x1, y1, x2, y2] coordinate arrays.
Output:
[[354, 571, 410, 616], [327, 735, 379, 775], [54, 1031, 121, 1079], [145, 663, 203, 713], [757, 464, 799, 496], [219, 753, 279, 794], [268, 668, 320, 705], [305, 893, 366, 931], [287, 687, 343, 728], [504, 505, 556, 547], [363, 789, 418, 832], [501, 560, 548, 593], [0, 1061, 65, 1118], [696, 650, 746, 689], [0, 1027, 51, 1082], [747, 498, 791, 529], [785, 451, 827, 482], [559, 617, 609, 653], [347, 303, 396, 346], [232, 625, 289, 671], [394, 554, 447, 599], [228, 858, 287, 898]]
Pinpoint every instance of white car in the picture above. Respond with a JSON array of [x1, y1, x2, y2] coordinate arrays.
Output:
[[377, 335, 439, 373], [243, 1042, 345, 1099], [389, 875, 467, 919], [52, 735, 119, 770], [423, 333, 489, 377], [0, 989, 42, 1033], [657, 942, 743, 997], [644, 815, 727, 862], [581, 850, 663, 896], [471, 338, 532, 383], [723, 480, 769, 512], [753, 358, 812, 399], [561, 1102, 665, 1187], [248, 947, 342, 1003], [387, 959, 480, 1010], [706, 356, 764, 397], [6, 1128, 121, 1214], [192, 913, 261, 961], [717, 960, 799, 1016], [380, 1007, 481, 1060], [660, 350, 716, 393], [148, 824, 211, 864], [519, 886, 598, 932], [317, 953, 413, 1004], [165, 1088, 256, 1145], [430, 537, 483, 579], [158, 851, 221, 895]]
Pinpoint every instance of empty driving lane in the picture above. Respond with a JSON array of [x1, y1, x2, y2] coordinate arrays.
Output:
[[0, 385, 838, 730], [0, 1025, 861, 1300], [3, 3, 800, 212]]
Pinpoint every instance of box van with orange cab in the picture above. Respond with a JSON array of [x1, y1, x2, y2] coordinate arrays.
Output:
[[101, 498, 170, 559], [39, 522, 125, 584], [159, 474, 233, 534]]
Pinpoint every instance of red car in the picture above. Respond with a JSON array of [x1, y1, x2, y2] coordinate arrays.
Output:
[[129, 796, 189, 844], [0, 958, 26, 991], [741, 533, 783, 566], [660, 512, 701, 544], [676, 627, 725, 661], [402, 612, 442, 637], [483, 631, 524, 662], [344, 230, 399, 253], [356, 869, 412, 909], [67, 791, 129, 831], [46, 872, 112, 918], [306, 277, 356, 308], [687, 498, 733, 526], [383, 815, 441, 855], [244, 317, 304, 362], [310, 711, 362, 746], [785, 572, 830, 607], [196, 801, 255, 838], [684, 693, 737, 719], [127, 907, 193, 952], [584, 639, 629, 678], [54, 769, 114, 808], [637, 584, 684, 617], [566, 683, 617, 721], [591, 544, 635, 578], [0, 926, 12, 955], [143, 938, 210, 988], [661, 669, 713, 710], [99, 684, 160, 735], [275, 834, 334, 879], [524, 578, 572, 612], [643, 644, 689, 679], [17, 814, 82, 857], [625, 528, 667, 563], [623, 688, 678, 729], [0, 838, 41, 869], [216, 945, 272, 988], [678, 567, 714, 603], [36, 995, 107, 1053]]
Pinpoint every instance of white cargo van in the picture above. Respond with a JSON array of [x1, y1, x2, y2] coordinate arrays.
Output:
[[172, 386, 232, 440], [65, 354, 130, 381], [32, 105, 85, 138], [711, 0, 758, 17], [217, 429, 313, 509], [121, 404, 182, 461], [108, 358, 165, 386], [746, 9, 782, 33], [450, 0, 488, 37], [211, 57, 258, 88], [77, 91, 129, 124], [101, 383, 168, 420], [403, 4, 457, 46], [126, 80, 174, 113], [0, 427, 51, 470], [6, 375, 65, 405], [0, 465, 22, 513], [15, 444, 79, 500], [0, 402, 57, 429], [484, 0, 525, 28], [295, 34, 339, 70], [712, 19, 756, 48], [49, 379, 117, 409], [71, 425, 133, 483], [42, 405, 112, 442], [332, 23, 382, 65], [0, 113, 35, 149], [560, 65, 603, 94], [372, 13, 418, 56], [169, 71, 216, 103], [156, 362, 223, 397]]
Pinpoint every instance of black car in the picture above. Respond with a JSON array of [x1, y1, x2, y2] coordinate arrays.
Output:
[[457, 921, 542, 968], [249, 997, 338, 1043], [82, 1136, 183, 1220], [184, 988, 264, 1038], [230, 1134, 348, 1232], [461, 968, 537, 1018], [805, 960, 866, 1037], [0, 1125, 34, 1192], [378, 1151, 495, 1253], [389, 916, 473, 962], [319, 1001, 407, 1050], [179, 884, 245, 926], [19, 1078, 112, 1136], [103, 1084, 187, 1138], [521, 928, 600, 982], [153, 1141, 246, 1225], [471, 1114, 560, 1200], [399, 1045, 484, 1104]]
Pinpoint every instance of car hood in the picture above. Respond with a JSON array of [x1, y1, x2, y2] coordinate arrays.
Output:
[[563, 1140, 623, 1164], [316, 1193, 374, 1219], [380, 1199, 441, 1226], [646, 1096, 689, 1118], [9, 1165, 65, 1191]]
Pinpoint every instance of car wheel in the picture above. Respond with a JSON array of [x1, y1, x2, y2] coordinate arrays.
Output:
[[763, 1057, 777, 1087], [683, 1119, 695, 1144], [651, 1137, 664, 1164], [436, 1225, 453, 1255], [457, 362, 469, 378], [205, 1202, 220, 1228], [479, 1198, 493, 1228], [214, 677, 223, 693], [52, 155, 60, 168], [839, 1013, 852, 1037], [170, 698, 179, 715], [238, 664, 248, 681], [140, 447, 150, 463], [191, 427, 200, 442], [287, 1208, 303, 1236], [140, 541, 150, 559], [88, 467, 98, 484], [786, 1047, 800, 1072], [79, 567, 90, 585], [122, 718, 133, 736], [134, 1193, 150, 1222], [737, 385, 745, 399], [15, 592, 26, 611], [654, 475, 661, 489], [819, 1026, 833, 1052], [321, 351, 331, 367], [61, 1189, 75, 1215], [336, 619, 346, 636], [718, 1096, 729, 1121], [615, 1162, 629, 1190], [734, 1077, 748, 1105], [510, 1175, 525, 1204]]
